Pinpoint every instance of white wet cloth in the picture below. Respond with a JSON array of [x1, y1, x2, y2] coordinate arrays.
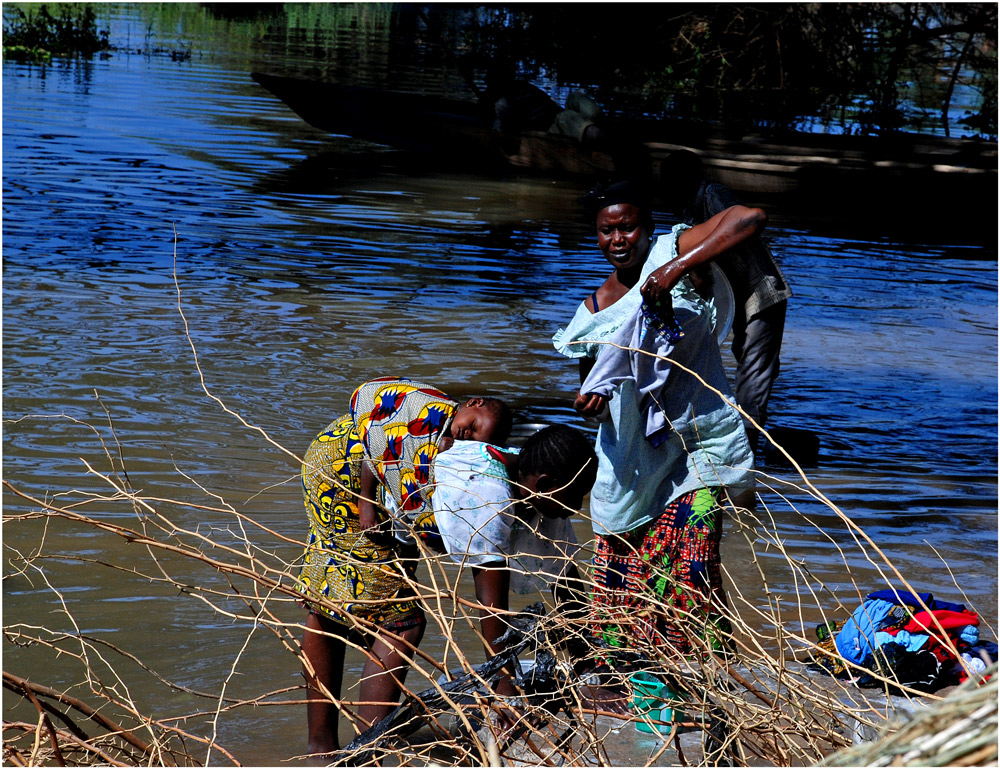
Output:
[[433, 441, 579, 594], [385, 441, 579, 594], [553, 226, 753, 535]]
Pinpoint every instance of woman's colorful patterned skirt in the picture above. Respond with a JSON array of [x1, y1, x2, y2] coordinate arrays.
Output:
[[591, 487, 733, 658]]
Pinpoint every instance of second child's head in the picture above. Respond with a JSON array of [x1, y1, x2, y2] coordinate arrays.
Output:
[[449, 397, 513, 445], [518, 424, 598, 519], [660, 150, 705, 210]]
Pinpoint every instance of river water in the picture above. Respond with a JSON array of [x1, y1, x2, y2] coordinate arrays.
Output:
[[3, 5, 997, 766]]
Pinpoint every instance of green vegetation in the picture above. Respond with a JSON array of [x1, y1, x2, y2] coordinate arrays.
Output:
[[3, 3, 993, 138], [446, 3, 997, 138], [2, 3, 109, 61]]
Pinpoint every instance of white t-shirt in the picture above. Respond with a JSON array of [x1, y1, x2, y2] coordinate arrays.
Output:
[[431, 441, 580, 595]]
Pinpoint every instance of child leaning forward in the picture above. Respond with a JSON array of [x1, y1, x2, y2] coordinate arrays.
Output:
[[297, 377, 509, 755]]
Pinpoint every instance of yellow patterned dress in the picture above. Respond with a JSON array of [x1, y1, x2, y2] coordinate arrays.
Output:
[[350, 377, 456, 550], [296, 379, 457, 630]]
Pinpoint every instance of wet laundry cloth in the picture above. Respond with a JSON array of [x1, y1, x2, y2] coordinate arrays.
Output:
[[554, 225, 753, 537], [960, 652, 988, 675], [814, 589, 993, 693], [867, 589, 966, 614], [874, 629, 930, 653], [866, 589, 934, 609], [581, 299, 685, 447], [904, 609, 980, 636], [834, 598, 900, 665]]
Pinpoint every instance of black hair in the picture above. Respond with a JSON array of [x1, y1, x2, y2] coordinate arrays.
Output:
[[520, 424, 597, 491], [579, 179, 654, 231], [660, 150, 705, 207], [480, 397, 513, 445], [664, 148, 704, 175]]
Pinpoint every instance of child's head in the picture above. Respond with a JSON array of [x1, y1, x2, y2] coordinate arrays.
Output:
[[518, 424, 597, 518], [449, 397, 513, 445], [660, 150, 705, 210]]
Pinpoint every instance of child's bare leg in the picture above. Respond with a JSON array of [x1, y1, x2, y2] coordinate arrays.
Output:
[[302, 611, 348, 755], [358, 620, 426, 728]]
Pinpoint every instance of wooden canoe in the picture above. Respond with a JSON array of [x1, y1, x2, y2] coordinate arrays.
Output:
[[251, 73, 998, 225]]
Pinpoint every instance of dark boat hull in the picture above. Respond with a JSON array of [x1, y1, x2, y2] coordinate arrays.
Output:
[[252, 73, 997, 232], [252, 73, 493, 159]]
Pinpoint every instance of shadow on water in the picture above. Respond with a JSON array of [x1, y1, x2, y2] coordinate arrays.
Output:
[[3, 5, 997, 765], [257, 134, 998, 249], [757, 183, 998, 249]]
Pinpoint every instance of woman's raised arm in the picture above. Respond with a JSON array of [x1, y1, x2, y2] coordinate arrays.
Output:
[[640, 205, 766, 306]]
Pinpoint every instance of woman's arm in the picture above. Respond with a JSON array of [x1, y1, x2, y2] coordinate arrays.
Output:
[[358, 460, 392, 543], [574, 357, 607, 417], [641, 205, 767, 307]]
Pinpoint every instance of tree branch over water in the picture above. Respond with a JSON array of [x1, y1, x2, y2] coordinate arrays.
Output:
[[447, 3, 997, 137]]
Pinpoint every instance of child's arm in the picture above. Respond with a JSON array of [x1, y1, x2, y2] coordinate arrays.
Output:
[[641, 204, 767, 307]]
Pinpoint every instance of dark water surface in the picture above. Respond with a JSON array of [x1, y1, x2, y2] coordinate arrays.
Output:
[[3, 5, 997, 765]]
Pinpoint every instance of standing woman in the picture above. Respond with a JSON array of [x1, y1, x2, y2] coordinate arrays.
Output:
[[552, 180, 761, 658]]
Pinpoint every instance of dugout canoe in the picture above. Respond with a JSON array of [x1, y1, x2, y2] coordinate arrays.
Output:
[[251, 73, 997, 220]]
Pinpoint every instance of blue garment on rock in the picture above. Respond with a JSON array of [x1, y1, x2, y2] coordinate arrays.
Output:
[[874, 629, 930, 653], [866, 589, 933, 608], [835, 598, 898, 665], [866, 589, 967, 614]]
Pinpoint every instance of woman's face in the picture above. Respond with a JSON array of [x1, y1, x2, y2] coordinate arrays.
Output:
[[596, 203, 651, 271]]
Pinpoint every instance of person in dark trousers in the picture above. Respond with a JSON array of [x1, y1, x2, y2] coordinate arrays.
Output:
[[661, 150, 792, 451]]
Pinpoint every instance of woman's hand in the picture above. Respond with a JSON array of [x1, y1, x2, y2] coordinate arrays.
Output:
[[358, 497, 380, 532], [358, 498, 393, 545], [573, 390, 608, 418], [359, 461, 394, 544], [640, 265, 679, 318]]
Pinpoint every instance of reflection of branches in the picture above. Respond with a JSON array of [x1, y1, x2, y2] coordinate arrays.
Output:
[[5, 672, 157, 758], [4, 252, 994, 766], [2, 665, 241, 767]]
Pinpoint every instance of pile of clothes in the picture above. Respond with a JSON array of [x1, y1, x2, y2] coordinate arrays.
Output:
[[811, 589, 997, 693]]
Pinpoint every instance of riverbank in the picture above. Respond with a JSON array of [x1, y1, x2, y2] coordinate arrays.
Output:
[[348, 657, 994, 767]]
